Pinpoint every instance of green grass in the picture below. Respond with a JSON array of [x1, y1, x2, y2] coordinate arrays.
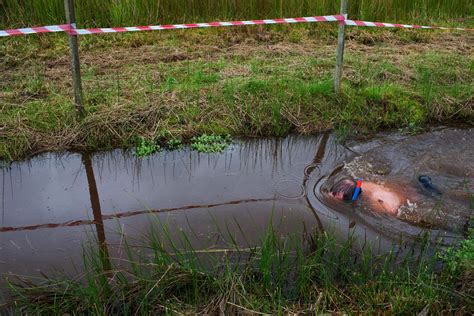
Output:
[[166, 138, 184, 150], [0, 20, 474, 160], [0, 24, 473, 161], [1, 0, 473, 28], [135, 136, 161, 157], [2, 220, 473, 314], [133, 134, 231, 156], [191, 134, 232, 153]]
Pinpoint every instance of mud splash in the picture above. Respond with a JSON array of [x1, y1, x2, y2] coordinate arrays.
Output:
[[0, 128, 472, 284]]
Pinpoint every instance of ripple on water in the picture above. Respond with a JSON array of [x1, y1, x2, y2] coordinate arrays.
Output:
[[274, 179, 306, 200]]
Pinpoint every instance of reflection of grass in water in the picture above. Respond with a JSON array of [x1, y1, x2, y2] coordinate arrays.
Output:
[[3, 220, 473, 314]]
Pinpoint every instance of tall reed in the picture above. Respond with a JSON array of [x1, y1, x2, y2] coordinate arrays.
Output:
[[1, 0, 473, 28], [4, 218, 472, 314]]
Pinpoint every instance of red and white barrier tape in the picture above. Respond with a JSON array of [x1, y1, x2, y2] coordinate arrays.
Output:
[[74, 15, 344, 35], [0, 15, 344, 37], [0, 24, 71, 37], [1, 15, 472, 37], [344, 19, 473, 31]]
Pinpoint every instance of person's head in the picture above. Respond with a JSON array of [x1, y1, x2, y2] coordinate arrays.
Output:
[[330, 178, 356, 201]]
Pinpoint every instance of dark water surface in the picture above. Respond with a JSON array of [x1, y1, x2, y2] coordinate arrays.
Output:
[[1, 128, 472, 288]]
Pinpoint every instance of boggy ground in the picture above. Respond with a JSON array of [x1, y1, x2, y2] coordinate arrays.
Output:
[[0, 25, 473, 161]]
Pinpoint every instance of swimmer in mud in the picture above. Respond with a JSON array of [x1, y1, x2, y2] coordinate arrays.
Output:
[[329, 176, 441, 215]]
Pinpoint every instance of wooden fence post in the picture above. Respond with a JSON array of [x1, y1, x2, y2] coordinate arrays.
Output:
[[334, 0, 348, 94], [64, 0, 85, 115]]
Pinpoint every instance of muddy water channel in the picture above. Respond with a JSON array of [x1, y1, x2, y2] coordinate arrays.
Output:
[[0, 128, 472, 287]]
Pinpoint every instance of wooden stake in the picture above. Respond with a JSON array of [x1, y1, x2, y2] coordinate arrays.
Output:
[[334, 0, 348, 94], [64, 0, 85, 115]]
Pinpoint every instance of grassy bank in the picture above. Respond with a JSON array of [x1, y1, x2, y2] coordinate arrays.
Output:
[[1, 25, 473, 161], [2, 222, 473, 314], [1, 0, 473, 28]]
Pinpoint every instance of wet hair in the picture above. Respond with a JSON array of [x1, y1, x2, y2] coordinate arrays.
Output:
[[330, 178, 356, 201]]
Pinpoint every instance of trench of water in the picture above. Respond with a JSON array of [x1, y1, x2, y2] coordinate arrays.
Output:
[[0, 127, 472, 289]]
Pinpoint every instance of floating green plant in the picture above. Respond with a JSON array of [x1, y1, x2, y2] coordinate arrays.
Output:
[[191, 134, 232, 153], [166, 138, 184, 150], [135, 136, 161, 157]]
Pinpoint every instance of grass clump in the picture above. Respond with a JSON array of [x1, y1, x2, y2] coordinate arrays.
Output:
[[135, 134, 232, 157], [2, 222, 473, 314], [166, 138, 184, 150], [191, 134, 232, 153], [135, 136, 161, 157]]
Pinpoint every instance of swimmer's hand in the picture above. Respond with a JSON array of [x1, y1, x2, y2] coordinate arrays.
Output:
[[418, 175, 442, 198]]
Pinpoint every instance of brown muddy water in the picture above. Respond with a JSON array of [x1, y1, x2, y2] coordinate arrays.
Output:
[[0, 127, 472, 290]]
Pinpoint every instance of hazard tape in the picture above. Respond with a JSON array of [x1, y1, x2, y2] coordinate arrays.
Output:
[[0, 24, 71, 37], [74, 15, 345, 35], [1, 15, 472, 37], [344, 19, 473, 31], [0, 15, 344, 37]]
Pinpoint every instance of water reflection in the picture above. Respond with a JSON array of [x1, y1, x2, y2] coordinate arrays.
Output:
[[1, 168, 5, 226], [82, 153, 112, 272], [0, 129, 471, 280], [0, 136, 328, 278]]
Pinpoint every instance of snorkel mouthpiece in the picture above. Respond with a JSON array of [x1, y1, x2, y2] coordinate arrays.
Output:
[[352, 178, 363, 201]]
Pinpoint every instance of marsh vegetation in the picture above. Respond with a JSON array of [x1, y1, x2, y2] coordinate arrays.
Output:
[[1, 1, 473, 161], [1, 0, 473, 28], [1, 26, 473, 161], [3, 224, 473, 314]]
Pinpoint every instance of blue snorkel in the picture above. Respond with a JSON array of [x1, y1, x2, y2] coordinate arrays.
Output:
[[418, 175, 442, 198], [352, 178, 363, 201]]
